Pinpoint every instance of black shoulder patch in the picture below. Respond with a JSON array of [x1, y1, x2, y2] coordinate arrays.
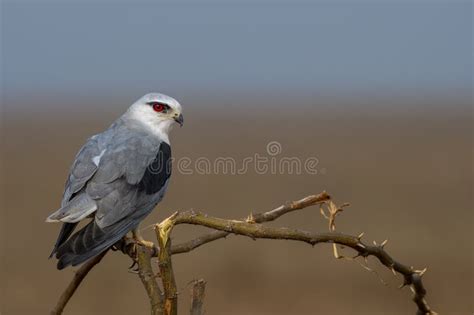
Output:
[[138, 142, 172, 194]]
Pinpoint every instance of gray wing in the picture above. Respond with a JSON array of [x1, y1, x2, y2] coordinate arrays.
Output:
[[50, 125, 172, 269], [46, 135, 102, 223], [62, 135, 102, 206], [47, 125, 161, 224], [46, 132, 105, 258], [88, 131, 164, 228]]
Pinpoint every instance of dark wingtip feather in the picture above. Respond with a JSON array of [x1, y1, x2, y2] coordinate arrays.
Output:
[[57, 252, 76, 270], [57, 257, 69, 270], [48, 248, 56, 259], [49, 222, 78, 260], [53, 215, 141, 269]]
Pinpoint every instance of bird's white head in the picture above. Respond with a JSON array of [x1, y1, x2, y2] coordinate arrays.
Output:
[[126, 93, 183, 142]]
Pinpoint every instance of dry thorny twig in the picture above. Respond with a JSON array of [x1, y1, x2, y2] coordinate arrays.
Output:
[[51, 191, 436, 315]]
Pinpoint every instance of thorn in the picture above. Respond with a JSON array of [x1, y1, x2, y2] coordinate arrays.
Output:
[[373, 240, 377, 246], [381, 239, 388, 248], [128, 260, 138, 270], [246, 212, 256, 223], [417, 267, 428, 276], [357, 232, 365, 240], [390, 265, 397, 276], [332, 244, 340, 259], [319, 206, 329, 219]]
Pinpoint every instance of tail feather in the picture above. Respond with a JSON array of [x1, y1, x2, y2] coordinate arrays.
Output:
[[55, 218, 139, 269], [49, 223, 78, 258], [46, 194, 97, 223]]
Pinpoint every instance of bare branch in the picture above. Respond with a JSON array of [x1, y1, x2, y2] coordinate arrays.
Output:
[[54, 191, 435, 315], [115, 192, 330, 256], [189, 279, 206, 315], [50, 250, 108, 315], [136, 245, 164, 315], [155, 225, 178, 315], [171, 192, 331, 255], [171, 230, 228, 255], [162, 208, 434, 315]]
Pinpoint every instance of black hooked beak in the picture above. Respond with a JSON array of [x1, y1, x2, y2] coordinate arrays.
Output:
[[174, 113, 184, 127]]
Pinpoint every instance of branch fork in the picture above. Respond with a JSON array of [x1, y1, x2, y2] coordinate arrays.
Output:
[[52, 192, 436, 315]]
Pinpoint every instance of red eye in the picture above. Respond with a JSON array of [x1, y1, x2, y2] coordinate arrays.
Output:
[[153, 104, 165, 112]]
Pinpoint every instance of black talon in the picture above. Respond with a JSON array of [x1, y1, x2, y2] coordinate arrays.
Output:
[[128, 260, 138, 270]]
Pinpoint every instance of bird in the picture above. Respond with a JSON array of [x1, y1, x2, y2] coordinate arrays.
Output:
[[46, 93, 183, 269]]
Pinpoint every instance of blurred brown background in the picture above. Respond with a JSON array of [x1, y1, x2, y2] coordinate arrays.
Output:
[[1, 1, 472, 314], [2, 97, 472, 315]]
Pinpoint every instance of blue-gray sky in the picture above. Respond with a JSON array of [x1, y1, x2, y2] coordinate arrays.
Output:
[[2, 1, 472, 108]]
